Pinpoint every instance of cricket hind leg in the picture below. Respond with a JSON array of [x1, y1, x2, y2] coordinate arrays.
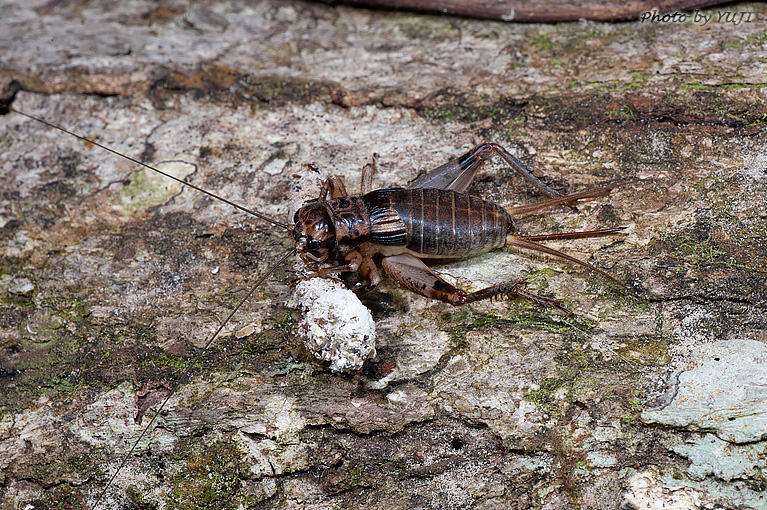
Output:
[[407, 142, 563, 197], [464, 281, 572, 315], [381, 253, 571, 314]]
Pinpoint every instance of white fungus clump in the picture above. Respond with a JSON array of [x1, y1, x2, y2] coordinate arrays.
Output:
[[292, 278, 376, 373]]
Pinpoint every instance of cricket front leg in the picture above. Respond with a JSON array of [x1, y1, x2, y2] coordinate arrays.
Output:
[[307, 248, 381, 287], [345, 246, 381, 286], [360, 154, 377, 194], [381, 253, 570, 313], [320, 175, 349, 200]]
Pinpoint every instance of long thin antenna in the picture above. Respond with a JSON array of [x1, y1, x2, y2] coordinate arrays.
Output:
[[6, 105, 298, 506], [8, 107, 291, 230], [91, 247, 297, 509]]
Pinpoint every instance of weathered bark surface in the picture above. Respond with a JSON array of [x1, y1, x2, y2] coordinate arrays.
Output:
[[1, 1, 766, 509]]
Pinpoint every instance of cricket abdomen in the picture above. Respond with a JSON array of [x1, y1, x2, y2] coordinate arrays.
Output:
[[363, 187, 514, 258]]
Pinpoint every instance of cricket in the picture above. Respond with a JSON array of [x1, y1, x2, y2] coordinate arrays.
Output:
[[4, 103, 625, 507]]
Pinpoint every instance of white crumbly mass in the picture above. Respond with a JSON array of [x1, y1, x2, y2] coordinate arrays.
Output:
[[292, 278, 376, 373]]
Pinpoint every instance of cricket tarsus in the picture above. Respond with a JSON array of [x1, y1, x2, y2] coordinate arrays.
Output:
[[91, 247, 296, 509], [9, 107, 290, 230]]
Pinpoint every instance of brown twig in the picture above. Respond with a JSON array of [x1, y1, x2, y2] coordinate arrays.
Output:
[[316, 0, 739, 22]]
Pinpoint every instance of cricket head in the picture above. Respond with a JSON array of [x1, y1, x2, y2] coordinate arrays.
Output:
[[292, 200, 337, 263]]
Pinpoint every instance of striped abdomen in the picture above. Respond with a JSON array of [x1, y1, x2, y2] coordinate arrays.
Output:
[[363, 188, 514, 258]]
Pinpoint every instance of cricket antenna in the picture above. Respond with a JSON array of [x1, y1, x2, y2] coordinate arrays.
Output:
[[91, 247, 297, 509], [6, 105, 298, 506], [8, 107, 292, 231]]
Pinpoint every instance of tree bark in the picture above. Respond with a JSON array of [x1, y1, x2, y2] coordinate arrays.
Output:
[[1, 1, 766, 509]]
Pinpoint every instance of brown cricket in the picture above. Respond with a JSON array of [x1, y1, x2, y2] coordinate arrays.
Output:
[[7, 107, 623, 507], [292, 142, 623, 313]]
